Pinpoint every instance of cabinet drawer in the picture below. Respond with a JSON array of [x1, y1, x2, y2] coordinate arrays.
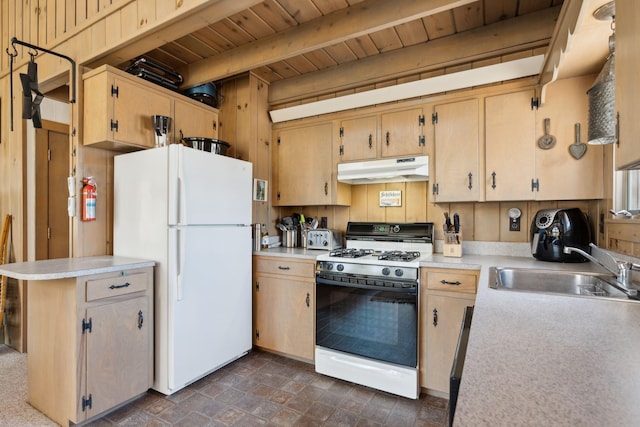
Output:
[[255, 258, 315, 278], [426, 270, 477, 293], [86, 273, 148, 301]]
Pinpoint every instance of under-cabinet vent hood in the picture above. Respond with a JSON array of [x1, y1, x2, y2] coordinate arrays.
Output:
[[338, 156, 428, 184]]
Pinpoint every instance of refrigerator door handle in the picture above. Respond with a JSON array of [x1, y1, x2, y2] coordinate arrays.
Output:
[[176, 228, 185, 301], [169, 227, 185, 301]]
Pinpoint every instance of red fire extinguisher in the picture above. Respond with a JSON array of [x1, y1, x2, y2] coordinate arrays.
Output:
[[82, 177, 97, 221]]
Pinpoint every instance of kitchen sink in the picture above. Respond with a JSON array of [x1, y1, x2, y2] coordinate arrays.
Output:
[[488, 267, 637, 301]]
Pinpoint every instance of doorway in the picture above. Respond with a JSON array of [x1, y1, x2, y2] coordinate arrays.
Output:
[[35, 121, 70, 260]]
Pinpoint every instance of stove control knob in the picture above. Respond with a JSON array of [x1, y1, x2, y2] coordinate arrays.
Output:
[[326, 263, 333, 270], [392, 225, 400, 233], [322, 240, 328, 246], [337, 264, 344, 272], [382, 267, 391, 276], [395, 269, 404, 277]]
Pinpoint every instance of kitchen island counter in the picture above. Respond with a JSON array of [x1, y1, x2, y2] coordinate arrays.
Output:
[[420, 254, 640, 426], [0, 255, 155, 280]]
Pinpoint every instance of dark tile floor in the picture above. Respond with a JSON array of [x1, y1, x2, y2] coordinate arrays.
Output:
[[87, 349, 449, 426]]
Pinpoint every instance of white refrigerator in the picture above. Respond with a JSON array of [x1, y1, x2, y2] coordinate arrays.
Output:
[[114, 144, 253, 395]]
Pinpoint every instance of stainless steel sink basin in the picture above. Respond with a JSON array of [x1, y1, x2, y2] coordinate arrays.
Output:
[[489, 267, 636, 301]]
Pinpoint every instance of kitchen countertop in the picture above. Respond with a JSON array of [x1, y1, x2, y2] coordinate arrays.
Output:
[[253, 247, 328, 260], [419, 254, 640, 426], [0, 255, 155, 280]]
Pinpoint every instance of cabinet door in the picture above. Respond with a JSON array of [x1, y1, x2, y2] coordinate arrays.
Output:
[[275, 123, 333, 206], [485, 90, 536, 201], [85, 296, 151, 419], [112, 76, 172, 149], [433, 99, 479, 202], [253, 274, 314, 360], [423, 293, 475, 394], [381, 108, 424, 158], [615, 0, 640, 169], [340, 116, 378, 161], [535, 77, 603, 200], [174, 98, 219, 140]]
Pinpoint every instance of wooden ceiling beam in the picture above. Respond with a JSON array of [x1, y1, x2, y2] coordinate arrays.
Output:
[[178, 0, 478, 87], [269, 6, 561, 105]]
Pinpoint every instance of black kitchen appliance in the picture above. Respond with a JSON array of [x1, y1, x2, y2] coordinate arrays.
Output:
[[530, 208, 591, 262]]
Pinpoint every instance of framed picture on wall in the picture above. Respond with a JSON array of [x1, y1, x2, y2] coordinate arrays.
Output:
[[253, 179, 268, 202]]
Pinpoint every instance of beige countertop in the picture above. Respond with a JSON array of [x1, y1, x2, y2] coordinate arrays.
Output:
[[422, 254, 640, 427], [253, 247, 328, 260], [0, 256, 155, 280]]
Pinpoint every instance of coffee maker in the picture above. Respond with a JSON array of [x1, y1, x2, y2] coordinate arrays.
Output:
[[152, 115, 171, 147], [530, 208, 591, 262]]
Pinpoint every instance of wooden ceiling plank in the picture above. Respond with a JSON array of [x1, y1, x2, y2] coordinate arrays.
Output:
[[158, 41, 204, 65], [276, 0, 322, 22], [453, 0, 484, 32], [211, 18, 257, 47], [395, 20, 429, 47], [269, 6, 560, 103], [172, 34, 220, 60], [312, 0, 350, 15], [519, 0, 557, 16], [344, 36, 380, 58], [282, 54, 320, 74], [191, 27, 230, 53], [423, 10, 456, 40], [368, 27, 404, 53], [249, 0, 298, 32], [484, 0, 518, 24], [303, 49, 339, 69], [267, 60, 303, 79], [227, 9, 276, 39], [179, 0, 478, 86], [323, 42, 359, 63], [251, 65, 281, 82]]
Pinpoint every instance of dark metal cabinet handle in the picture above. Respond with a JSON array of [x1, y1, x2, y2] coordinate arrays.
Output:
[[368, 134, 373, 149], [306, 293, 310, 307], [278, 266, 290, 270], [109, 282, 130, 289], [137, 310, 144, 329], [433, 308, 438, 327], [386, 131, 390, 146], [491, 171, 497, 189], [440, 279, 462, 286], [468, 172, 474, 190], [324, 182, 328, 196]]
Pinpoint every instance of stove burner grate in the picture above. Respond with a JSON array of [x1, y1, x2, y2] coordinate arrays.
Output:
[[329, 248, 374, 258], [378, 251, 421, 262]]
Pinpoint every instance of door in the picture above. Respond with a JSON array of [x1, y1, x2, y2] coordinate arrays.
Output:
[[86, 296, 150, 419], [168, 225, 252, 391], [381, 107, 424, 157], [433, 99, 479, 202], [35, 122, 70, 260], [174, 98, 218, 140], [340, 116, 378, 161], [170, 144, 252, 226]]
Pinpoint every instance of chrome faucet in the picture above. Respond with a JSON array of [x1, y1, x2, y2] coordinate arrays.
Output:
[[563, 243, 639, 289]]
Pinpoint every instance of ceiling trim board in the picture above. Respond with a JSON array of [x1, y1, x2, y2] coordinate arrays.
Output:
[[269, 55, 545, 123]]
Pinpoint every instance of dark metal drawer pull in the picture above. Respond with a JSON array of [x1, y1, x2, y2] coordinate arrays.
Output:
[[278, 266, 290, 270], [306, 293, 310, 307], [433, 308, 438, 327], [440, 280, 461, 286], [109, 282, 131, 289], [137, 310, 144, 329]]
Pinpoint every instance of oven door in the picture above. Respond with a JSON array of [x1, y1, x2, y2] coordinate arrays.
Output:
[[315, 275, 418, 368]]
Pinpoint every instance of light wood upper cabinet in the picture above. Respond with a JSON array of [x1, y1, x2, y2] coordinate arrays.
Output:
[[84, 71, 172, 151], [174, 98, 219, 140], [339, 115, 378, 161], [615, 0, 640, 170], [253, 256, 314, 361], [381, 107, 425, 158], [432, 98, 480, 202], [485, 90, 536, 201], [273, 122, 350, 206], [535, 76, 603, 200], [83, 65, 220, 152]]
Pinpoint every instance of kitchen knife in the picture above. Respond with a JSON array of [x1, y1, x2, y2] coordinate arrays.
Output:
[[444, 212, 452, 231], [453, 213, 460, 233]]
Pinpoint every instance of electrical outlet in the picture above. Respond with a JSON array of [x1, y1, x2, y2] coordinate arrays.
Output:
[[509, 217, 521, 232]]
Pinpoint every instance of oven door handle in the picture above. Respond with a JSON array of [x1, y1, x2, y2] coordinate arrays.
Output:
[[316, 275, 417, 294]]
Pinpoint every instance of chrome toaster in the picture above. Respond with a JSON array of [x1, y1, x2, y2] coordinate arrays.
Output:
[[306, 229, 343, 250]]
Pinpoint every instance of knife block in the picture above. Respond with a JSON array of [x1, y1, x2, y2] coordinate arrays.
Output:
[[443, 230, 462, 257]]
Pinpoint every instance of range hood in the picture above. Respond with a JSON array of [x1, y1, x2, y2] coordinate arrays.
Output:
[[337, 156, 429, 184]]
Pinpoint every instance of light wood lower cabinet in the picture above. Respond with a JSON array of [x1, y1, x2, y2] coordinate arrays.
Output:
[[420, 267, 477, 396], [27, 267, 153, 426], [253, 256, 315, 361]]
